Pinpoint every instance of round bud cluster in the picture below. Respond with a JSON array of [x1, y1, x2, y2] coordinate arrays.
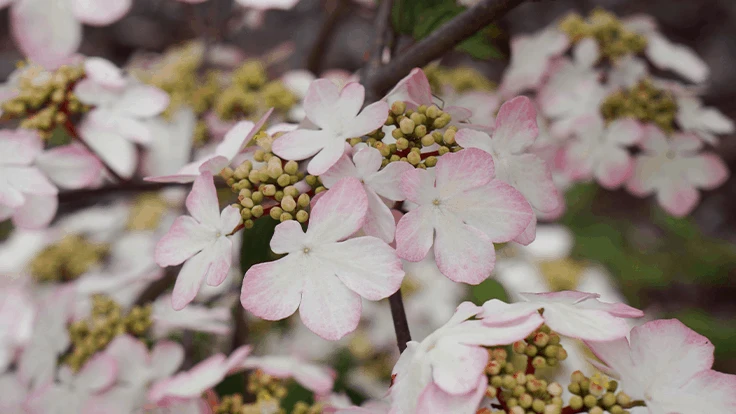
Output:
[[126, 193, 168, 231], [213, 394, 245, 414], [65, 295, 152, 372], [215, 61, 296, 121], [567, 370, 634, 414], [538, 258, 587, 293], [558, 9, 647, 60], [222, 134, 314, 227], [485, 347, 514, 377], [600, 79, 678, 133], [512, 325, 568, 370], [291, 401, 324, 414], [29, 235, 110, 283], [425, 64, 496, 94], [1, 63, 88, 139], [241, 370, 290, 414], [489, 369, 565, 414]]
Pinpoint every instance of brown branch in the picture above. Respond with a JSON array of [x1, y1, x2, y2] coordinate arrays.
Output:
[[388, 290, 411, 352], [363, 0, 394, 79], [362, 0, 527, 103], [306, 0, 349, 74], [58, 181, 192, 203]]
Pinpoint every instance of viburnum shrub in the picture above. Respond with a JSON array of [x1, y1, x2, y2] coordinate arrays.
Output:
[[0, 1, 734, 413]]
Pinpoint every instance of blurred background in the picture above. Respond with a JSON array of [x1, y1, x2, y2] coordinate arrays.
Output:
[[0, 0, 733, 378]]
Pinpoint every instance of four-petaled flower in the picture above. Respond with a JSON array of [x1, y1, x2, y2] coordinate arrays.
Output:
[[587, 319, 736, 414], [321, 147, 413, 242], [480, 291, 643, 341], [395, 148, 534, 284], [155, 172, 242, 310], [272, 80, 389, 175], [240, 176, 405, 340]]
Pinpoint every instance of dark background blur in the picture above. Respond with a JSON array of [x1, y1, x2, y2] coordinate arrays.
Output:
[[0, 0, 733, 368]]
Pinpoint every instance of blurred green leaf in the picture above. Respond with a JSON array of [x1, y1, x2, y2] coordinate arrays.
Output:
[[470, 278, 508, 303], [671, 309, 736, 360], [240, 217, 281, 274], [215, 373, 246, 397]]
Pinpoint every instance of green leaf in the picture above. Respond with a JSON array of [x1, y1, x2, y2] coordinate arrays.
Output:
[[470, 278, 508, 303], [240, 217, 281, 274], [457, 34, 503, 60]]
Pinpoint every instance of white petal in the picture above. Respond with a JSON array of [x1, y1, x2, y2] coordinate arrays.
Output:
[[361, 187, 397, 242], [203, 236, 233, 287], [434, 214, 494, 284], [366, 160, 413, 201], [71, 0, 131, 26], [299, 267, 361, 340], [306, 176, 367, 244], [429, 341, 488, 394], [171, 249, 211, 310], [155, 216, 216, 267], [11, 0, 82, 68], [35, 144, 103, 189], [435, 148, 494, 199], [79, 121, 137, 179], [12, 193, 57, 229], [186, 173, 221, 229], [241, 255, 305, 321], [320, 152, 359, 188]]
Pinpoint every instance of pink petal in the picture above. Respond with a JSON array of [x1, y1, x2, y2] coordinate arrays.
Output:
[[203, 237, 233, 287], [606, 118, 642, 146], [504, 153, 559, 213], [343, 100, 389, 139], [384, 68, 434, 107], [77, 353, 117, 393], [155, 216, 215, 267], [434, 215, 494, 284], [0, 179, 25, 208], [115, 84, 169, 117], [272, 129, 331, 162], [293, 363, 336, 395], [307, 139, 349, 176], [656, 180, 700, 217], [512, 214, 537, 245], [362, 187, 397, 242], [367, 160, 413, 201], [449, 179, 534, 242], [493, 96, 538, 153], [215, 109, 273, 161], [79, 121, 137, 179], [544, 306, 632, 341], [12, 193, 58, 229], [71, 0, 131, 26], [186, 173, 221, 229], [480, 299, 541, 326], [0, 129, 43, 165], [304, 79, 341, 129], [219, 205, 242, 235], [395, 206, 434, 262], [454, 128, 493, 155], [647, 34, 709, 84], [299, 268, 361, 340], [430, 342, 488, 394], [171, 250, 212, 311], [672, 370, 736, 413], [320, 153, 359, 188], [83, 57, 125, 89], [35, 144, 103, 189], [336, 82, 365, 123], [151, 341, 185, 377], [270, 220, 307, 254], [306, 177, 367, 243], [685, 152, 729, 190], [240, 257, 304, 321], [149, 354, 228, 402], [594, 147, 632, 189], [399, 167, 436, 205], [435, 149, 494, 198], [416, 376, 487, 414], [322, 236, 404, 300], [352, 147, 382, 177], [11, 0, 82, 68], [630, 319, 714, 388], [104, 334, 148, 383], [3, 166, 57, 196]]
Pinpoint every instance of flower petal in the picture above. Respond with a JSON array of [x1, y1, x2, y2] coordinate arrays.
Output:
[[399, 167, 436, 205], [77, 353, 117, 393], [493, 96, 538, 153], [150, 340, 185, 378], [3, 166, 57, 196], [35, 144, 103, 189], [203, 236, 233, 287], [71, 0, 131, 26], [504, 153, 559, 212], [240, 256, 305, 321], [366, 160, 413, 201], [306, 176, 367, 244], [593, 146, 632, 190], [83, 57, 125, 88], [299, 268, 361, 340], [455, 128, 493, 155], [114, 84, 169, 117], [318, 236, 404, 300], [656, 180, 699, 217], [79, 121, 137, 179], [395, 206, 434, 262], [11, 0, 82, 68], [647, 33, 708, 83], [307, 138, 348, 176], [12, 193, 58, 229], [343, 100, 389, 139], [171, 249, 211, 311], [320, 153, 360, 188], [666, 370, 736, 414], [186, 172, 221, 229], [304, 79, 341, 130], [362, 187, 397, 242], [434, 215, 494, 284], [155, 216, 215, 267], [435, 148, 494, 198], [0, 129, 43, 166], [272, 129, 331, 161], [542, 305, 632, 341], [430, 341, 488, 395], [416, 376, 487, 414], [215, 109, 273, 161], [684, 152, 729, 190]]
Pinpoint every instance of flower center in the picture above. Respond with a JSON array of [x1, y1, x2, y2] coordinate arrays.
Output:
[[432, 198, 441, 206], [303, 247, 311, 254]]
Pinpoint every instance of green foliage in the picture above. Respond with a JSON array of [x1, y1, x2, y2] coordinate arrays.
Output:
[[391, 0, 502, 60], [672, 309, 736, 361], [470, 278, 508, 304]]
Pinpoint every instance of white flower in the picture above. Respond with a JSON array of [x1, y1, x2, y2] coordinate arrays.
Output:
[[676, 95, 735, 145], [499, 26, 569, 97]]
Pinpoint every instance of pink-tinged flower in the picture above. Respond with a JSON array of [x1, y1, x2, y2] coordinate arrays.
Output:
[[321, 147, 412, 242], [480, 291, 643, 341], [19, 287, 75, 388], [499, 27, 569, 97], [240, 177, 405, 340], [146, 109, 272, 183], [390, 302, 544, 414], [35, 143, 103, 190], [26, 353, 118, 414], [587, 319, 736, 414], [394, 148, 533, 284], [624, 16, 709, 84], [537, 38, 607, 139], [562, 114, 642, 189], [608, 55, 648, 88], [455, 96, 559, 245], [272, 80, 388, 175], [151, 294, 231, 338], [155, 173, 241, 310], [0, 373, 28, 413], [147, 345, 251, 407], [242, 355, 336, 395], [0, 283, 35, 372], [384, 68, 472, 123], [676, 95, 735, 145], [625, 125, 729, 217], [0, 129, 58, 229], [3, 0, 130, 68], [141, 108, 197, 178], [75, 57, 169, 179]]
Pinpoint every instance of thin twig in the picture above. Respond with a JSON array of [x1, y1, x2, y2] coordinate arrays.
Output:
[[362, 0, 526, 102], [363, 0, 394, 79], [306, 0, 348, 74], [388, 290, 411, 352]]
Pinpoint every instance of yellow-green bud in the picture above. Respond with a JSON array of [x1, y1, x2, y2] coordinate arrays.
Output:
[[601, 392, 617, 408], [269, 207, 283, 220], [407, 151, 421, 166], [391, 101, 406, 116], [433, 114, 451, 129], [426, 105, 440, 119], [297, 193, 310, 208], [240, 197, 254, 209], [244, 219, 254, 229], [274, 190, 284, 202], [277, 174, 291, 187], [262, 184, 276, 196], [583, 394, 598, 408], [251, 191, 264, 204], [281, 195, 296, 212], [532, 399, 546, 413], [251, 205, 264, 218], [241, 208, 252, 220], [391, 128, 404, 140], [414, 125, 427, 138], [284, 160, 299, 175], [532, 356, 546, 369], [424, 156, 438, 167], [438, 146, 450, 155], [279, 212, 293, 222], [569, 395, 584, 410], [296, 210, 309, 223], [396, 137, 409, 151], [616, 392, 631, 406], [254, 149, 266, 162], [399, 118, 415, 135]]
